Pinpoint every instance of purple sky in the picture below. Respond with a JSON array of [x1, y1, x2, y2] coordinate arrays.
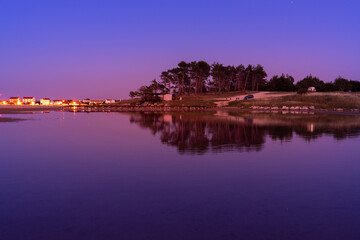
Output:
[[1, 0, 359, 100]]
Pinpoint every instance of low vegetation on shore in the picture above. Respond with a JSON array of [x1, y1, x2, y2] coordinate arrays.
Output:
[[111, 91, 360, 112], [116, 91, 256, 107], [228, 93, 360, 110]]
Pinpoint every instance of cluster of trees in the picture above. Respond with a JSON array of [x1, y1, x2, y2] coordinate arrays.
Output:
[[268, 74, 360, 92], [129, 61, 267, 98], [129, 61, 360, 99]]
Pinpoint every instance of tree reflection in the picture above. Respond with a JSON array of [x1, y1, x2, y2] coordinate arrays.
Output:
[[128, 112, 360, 154]]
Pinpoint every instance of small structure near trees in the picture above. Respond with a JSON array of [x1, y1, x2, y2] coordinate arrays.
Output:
[[162, 94, 173, 101], [308, 86, 316, 92], [105, 99, 115, 104], [89, 100, 104, 105]]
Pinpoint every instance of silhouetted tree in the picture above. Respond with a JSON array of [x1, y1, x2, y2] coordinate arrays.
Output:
[[334, 77, 352, 91], [189, 61, 211, 95], [350, 80, 360, 92], [295, 75, 325, 91], [211, 63, 227, 93], [234, 65, 245, 91], [160, 71, 173, 94], [267, 74, 295, 91], [252, 64, 267, 91], [177, 61, 190, 95], [323, 82, 336, 91], [129, 79, 165, 102]]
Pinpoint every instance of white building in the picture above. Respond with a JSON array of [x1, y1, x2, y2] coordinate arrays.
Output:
[[163, 94, 173, 101], [40, 98, 51, 105], [23, 97, 36, 105], [9, 97, 21, 104], [54, 100, 65, 105], [70, 101, 81, 106], [308, 87, 316, 92], [89, 100, 104, 105], [105, 99, 115, 104]]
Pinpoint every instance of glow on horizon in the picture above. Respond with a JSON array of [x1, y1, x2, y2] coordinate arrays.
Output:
[[0, 0, 359, 100]]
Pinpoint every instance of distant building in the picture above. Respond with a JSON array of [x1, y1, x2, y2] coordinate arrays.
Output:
[[1, 100, 8, 105], [54, 100, 65, 105], [23, 97, 36, 105], [40, 98, 51, 105], [9, 97, 22, 104], [82, 99, 90, 104], [70, 101, 81, 106], [62, 100, 71, 106], [163, 94, 173, 101], [89, 100, 104, 105], [308, 87, 316, 92], [105, 99, 115, 104]]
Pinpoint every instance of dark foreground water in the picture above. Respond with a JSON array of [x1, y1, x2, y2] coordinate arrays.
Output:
[[1, 110, 360, 240]]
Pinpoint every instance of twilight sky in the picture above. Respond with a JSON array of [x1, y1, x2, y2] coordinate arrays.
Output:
[[1, 0, 359, 100]]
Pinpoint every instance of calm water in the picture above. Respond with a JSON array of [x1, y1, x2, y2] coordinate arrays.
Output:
[[1, 110, 360, 240]]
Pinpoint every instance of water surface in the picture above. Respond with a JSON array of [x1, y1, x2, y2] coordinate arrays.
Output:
[[1, 111, 360, 240]]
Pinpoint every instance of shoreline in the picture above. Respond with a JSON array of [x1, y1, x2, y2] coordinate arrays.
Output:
[[1, 105, 359, 116]]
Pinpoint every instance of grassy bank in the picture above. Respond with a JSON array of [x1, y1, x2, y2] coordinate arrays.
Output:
[[111, 92, 360, 110], [112, 91, 254, 108], [228, 93, 360, 110]]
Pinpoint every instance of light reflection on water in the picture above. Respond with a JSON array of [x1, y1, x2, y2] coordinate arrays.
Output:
[[0, 111, 360, 240]]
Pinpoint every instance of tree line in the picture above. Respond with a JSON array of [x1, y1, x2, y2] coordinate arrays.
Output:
[[267, 74, 360, 92], [129, 61, 360, 99]]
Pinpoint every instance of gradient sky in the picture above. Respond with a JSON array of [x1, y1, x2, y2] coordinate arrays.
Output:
[[1, 0, 359, 100]]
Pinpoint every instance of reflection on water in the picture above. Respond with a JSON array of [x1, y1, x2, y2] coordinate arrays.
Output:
[[1, 110, 360, 240], [128, 111, 360, 154], [0, 116, 26, 122]]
